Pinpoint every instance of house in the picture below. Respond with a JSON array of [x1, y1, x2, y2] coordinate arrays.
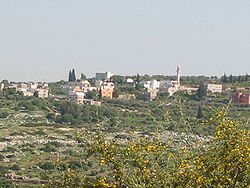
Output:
[[36, 88, 49, 98], [61, 80, 92, 93], [68, 91, 85, 104], [22, 91, 33, 97], [138, 88, 158, 101], [231, 92, 250, 104], [126, 78, 134, 83], [118, 94, 136, 100], [0, 83, 4, 91], [159, 80, 180, 96], [180, 87, 198, 94], [7, 82, 49, 98], [16, 83, 28, 92], [83, 99, 101, 106], [100, 88, 114, 99], [206, 84, 222, 93], [99, 81, 115, 99], [140, 80, 151, 89]]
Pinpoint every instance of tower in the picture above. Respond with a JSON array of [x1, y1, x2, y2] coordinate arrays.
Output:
[[176, 65, 181, 87]]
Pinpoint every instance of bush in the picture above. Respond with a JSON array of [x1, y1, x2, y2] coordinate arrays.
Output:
[[38, 162, 55, 170], [9, 164, 21, 171], [44, 108, 250, 188], [68, 161, 82, 170], [0, 154, 4, 161], [40, 145, 56, 153], [0, 112, 9, 118]]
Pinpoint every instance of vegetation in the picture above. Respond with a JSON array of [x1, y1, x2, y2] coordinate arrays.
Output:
[[0, 79, 250, 187], [45, 108, 250, 188], [68, 69, 76, 82]]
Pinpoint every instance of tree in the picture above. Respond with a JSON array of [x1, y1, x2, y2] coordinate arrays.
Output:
[[245, 74, 249, 82], [229, 74, 233, 83], [237, 75, 242, 83], [113, 88, 121, 98], [135, 73, 141, 90], [72, 69, 76, 82], [197, 105, 204, 119], [34, 91, 39, 97], [196, 82, 206, 98], [80, 73, 86, 81], [68, 69, 76, 82], [85, 91, 97, 99], [68, 70, 72, 82], [222, 73, 228, 83]]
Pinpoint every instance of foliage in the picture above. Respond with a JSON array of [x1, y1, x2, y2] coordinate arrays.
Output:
[[49, 80, 67, 95], [44, 108, 250, 187], [176, 109, 250, 187], [196, 105, 204, 119], [0, 111, 9, 118], [69, 69, 76, 82], [196, 82, 207, 99], [85, 91, 98, 99]]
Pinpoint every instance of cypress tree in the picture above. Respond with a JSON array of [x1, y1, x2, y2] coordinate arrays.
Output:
[[68, 70, 72, 82], [197, 82, 207, 99], [135, 73, 140, 90], [72, 69, 76, 82], [238, 75, 242, 83], [222, 73, 228, 83], [245, 74, 249, 82], [229, 74, 233, 83], [197, 105, 204, 119]]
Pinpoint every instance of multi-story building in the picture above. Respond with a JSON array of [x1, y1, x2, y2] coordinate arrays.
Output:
[[231, 92, 250, 104], [61, 80, 92, 93], [138, 89, 158, 101], [95, 72, 114, 81], [140, 66, 182, 96], [206, 84, 223, 93], [99, 81, 114, 99], [68, 91, 85, 104], [36, 88, 49, 98], [100, 88, 114, 99], [16, 83, 29, 92]]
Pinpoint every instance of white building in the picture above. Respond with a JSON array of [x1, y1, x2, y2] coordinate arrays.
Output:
[[36, 88, 49, 98], [159, 81, 172, 89], [0, 83, 4, 91], [68, 91, 85, 104], [61, 80, 92, 93], [22, 91, 33, 97], [206, 84, 223, 93], [140, 80, 151, 89], [150, 80, 160, 89], [126, 78, 134, 83], [101, 81, 115, 90], [95, 72, 114, 81]]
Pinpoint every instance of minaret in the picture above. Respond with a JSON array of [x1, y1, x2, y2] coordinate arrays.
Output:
[[176, 65, 181, 87]]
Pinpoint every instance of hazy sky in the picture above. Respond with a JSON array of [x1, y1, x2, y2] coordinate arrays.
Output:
[[1, 0, 250, 81]]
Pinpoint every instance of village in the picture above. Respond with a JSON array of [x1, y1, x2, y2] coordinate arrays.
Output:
[[1, 66, 250, 105]]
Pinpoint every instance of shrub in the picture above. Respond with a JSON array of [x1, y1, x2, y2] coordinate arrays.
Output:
[[0, 154, 4, 161], [0, 112, 9, 118], [40, 145, 56, 153], [38, 162, 55, 170], [9, 164, 21, 171], [44, 108, 250, 188], [68, 161, 82, 170]]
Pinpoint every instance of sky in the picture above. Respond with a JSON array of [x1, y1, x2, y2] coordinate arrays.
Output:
[[0, 0, 250, 82]]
